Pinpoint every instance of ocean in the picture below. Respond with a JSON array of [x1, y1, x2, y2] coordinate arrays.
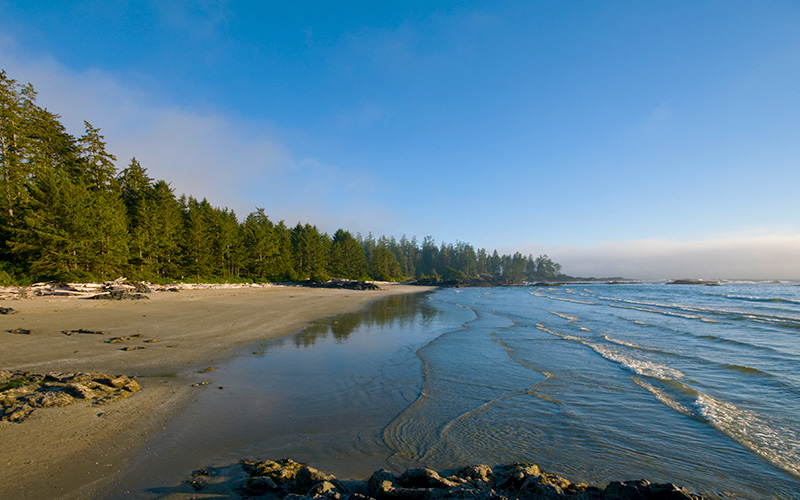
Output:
[[114, 283, 800, 499]]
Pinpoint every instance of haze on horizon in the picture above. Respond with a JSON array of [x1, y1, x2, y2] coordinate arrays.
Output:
[[1, 1, 798, 280]]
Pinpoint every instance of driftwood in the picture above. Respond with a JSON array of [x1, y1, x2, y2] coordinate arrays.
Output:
[[0, 278, 279, 300]]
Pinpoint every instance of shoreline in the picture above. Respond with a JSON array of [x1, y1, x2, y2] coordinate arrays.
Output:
[[0, 284, 431, 500]]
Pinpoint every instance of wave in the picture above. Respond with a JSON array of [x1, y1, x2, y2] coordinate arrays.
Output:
[[719, 363, 773, 377], [632, 377, 695, 417], [536, 323, 683, 381], [531, 292, 596, 305], [704, 293, 800, 306], [588, 343, 685, 380], [601, 334, 642, 349], [697, 394, 800, 478], [599, 297, 800, 330], [548, 310, 579, 322]]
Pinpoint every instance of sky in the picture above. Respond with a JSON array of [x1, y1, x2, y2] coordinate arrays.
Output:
[[1, 0, 799, 279]]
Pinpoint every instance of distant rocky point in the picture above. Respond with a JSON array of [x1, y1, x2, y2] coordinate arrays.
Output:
[[666, 279, 720, 286]]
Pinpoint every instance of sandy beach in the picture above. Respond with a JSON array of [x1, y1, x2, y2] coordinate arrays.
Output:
[[0, 284, 429, 500]]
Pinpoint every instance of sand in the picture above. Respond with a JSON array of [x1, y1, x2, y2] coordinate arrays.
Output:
[[0, 283, 430, 500]]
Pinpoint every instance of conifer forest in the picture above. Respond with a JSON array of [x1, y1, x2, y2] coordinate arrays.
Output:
[[0, 70, 562, 285]]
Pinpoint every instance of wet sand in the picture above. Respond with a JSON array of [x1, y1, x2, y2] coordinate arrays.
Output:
[[0, 284, 429, 500]]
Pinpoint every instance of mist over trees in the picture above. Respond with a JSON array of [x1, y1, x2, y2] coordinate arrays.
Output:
[[0, 70, 562, 285]]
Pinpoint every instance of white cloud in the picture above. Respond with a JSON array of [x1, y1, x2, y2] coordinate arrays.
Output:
[[523, 234, 800, 280]]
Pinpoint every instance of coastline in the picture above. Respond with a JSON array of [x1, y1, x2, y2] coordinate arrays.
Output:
[[0, 283, 431, 500]]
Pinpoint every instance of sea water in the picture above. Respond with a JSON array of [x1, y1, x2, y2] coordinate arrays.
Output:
[[113, 284, 800, 499]]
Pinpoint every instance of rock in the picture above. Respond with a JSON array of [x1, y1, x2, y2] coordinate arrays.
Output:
[[603, 480, 703, 500], [304, 279, 380, 291], [236, 459, 710, 500], [88, 290, 149, 300], [295, 466, 340, 494], [62, 329, 106, 336], [107, 334, 143, 343], [2, 371, 140, 422], [455, 465, 493, 489], [308, 480, 340, 498], [666, 279, 719, 286], [0, 307, 18, 314], [64, 382, 94, 399], [131, 281, 152, 293], [246, 475, 279, 494], [399, 468, 457, 489], [8, 328, 34, 334], [368, 469, 398, 497], [494, 463, 541, 492]]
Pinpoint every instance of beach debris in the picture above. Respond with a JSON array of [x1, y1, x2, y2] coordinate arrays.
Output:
[[120, 346, 147, 351], [0, 370, 140, 423], [62, 329, 106, 336], [198, 367, 217, 373], [143, 338, 160, 343], [8, 328, 34, 335], [191, 381, 210, 387], [0, 306, 18, 314], [233, 458, 708, 500], [1, 279, 277, 300]]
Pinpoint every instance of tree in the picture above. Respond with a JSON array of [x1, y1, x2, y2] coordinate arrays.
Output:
[[0, 70, 37, 222], [370, 245, 403, 281], [181, 196, 215, 279], [77, 121, 117, 190], [291, 223, 330, 281], [329, 229, 367, 279]]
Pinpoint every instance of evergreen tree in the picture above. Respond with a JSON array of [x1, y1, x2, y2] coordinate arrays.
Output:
[[329, 229, 367, 279], [77, 121, 117, 190], [291, 223, 330, 281], [181, 196, 215, 279], [370, 245, 403, 281], [0, 70, 37, 223], [151, 180, 183, 278]]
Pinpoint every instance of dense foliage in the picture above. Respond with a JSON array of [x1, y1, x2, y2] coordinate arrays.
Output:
[[0, 70, 562, 285]]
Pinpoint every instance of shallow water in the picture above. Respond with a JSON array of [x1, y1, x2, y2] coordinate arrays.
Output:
[[112, 284, 800, 499]]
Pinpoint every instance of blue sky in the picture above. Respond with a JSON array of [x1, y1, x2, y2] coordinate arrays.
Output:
[[2, 1, 800, 279]]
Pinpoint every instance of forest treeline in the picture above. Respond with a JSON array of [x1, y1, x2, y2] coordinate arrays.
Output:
[[0, 70, 563, 285]]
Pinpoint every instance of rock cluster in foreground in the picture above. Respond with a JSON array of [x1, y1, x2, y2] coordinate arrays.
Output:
[[0, 371, 140, 422], [214, 458, 706, 500]]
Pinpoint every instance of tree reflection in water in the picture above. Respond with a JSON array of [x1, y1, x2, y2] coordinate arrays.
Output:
[[293, 292, 437, 348]]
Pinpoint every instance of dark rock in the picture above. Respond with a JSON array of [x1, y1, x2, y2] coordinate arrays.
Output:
[[368, 470, 398, 498], [666, 279, 720, 286], [0, 307, 18, 314], [62, 329, 106, 335], [246, 475, 279, 494], [88, 290, 149, 300], [399, 468, 456, 489], [308, 480, 341, 498], [295, 465, 341, 494], [304, 279, 380, 291], [8, 328, 33, 334], [131, 281, 152, 293], [238, 459, 709, 500]]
